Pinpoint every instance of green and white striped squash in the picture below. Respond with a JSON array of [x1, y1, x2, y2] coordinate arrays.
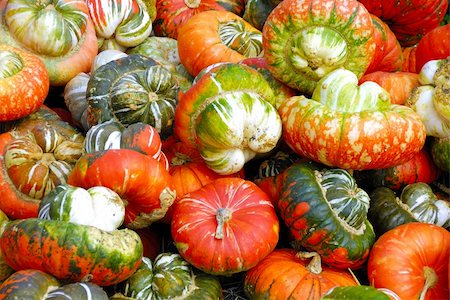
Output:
[[87, 54, 179, 137], [112, 253, 222, 299], [38, 184, 125, 232]]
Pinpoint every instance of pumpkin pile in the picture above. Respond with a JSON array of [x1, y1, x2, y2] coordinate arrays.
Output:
[[0, 0, 449, 299]]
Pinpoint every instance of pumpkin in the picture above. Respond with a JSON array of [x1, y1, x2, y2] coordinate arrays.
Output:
[[262, 0, 375, 95], [86, 54, 179, 137], [414, 23, 450, 72], [83, 119, 168, 169], [91, 49, 129, 73], [365, 15, 403, 75], [279, 68, 426, 170], [244, 249, 358, 299], [369, 183, 450, 235], [0, 210, 13, 282], [37, 184, 126, 232], [242, 0, 281, 30], [64, 72, 91, 132], [112, 253, 222, 299], [133, 226, 163, 260], [0, 218, 143, 286], [153, 0, 245, 39], [406, 58, 450, 138], [86, 0, 153, 51], [174, 62, 282, 175], [359, 0, 448, 47], [430, 136, 450, 172], [0, 0, 98, 86], [367, 222, 450, 300], [127, 36, 194, 92], [359, 71, 420, 105], [68, 149, 176, 228], [171, 177, 279, 275], [402, 46, 418, 73], [353, 148, 440, 191], [239, 57, 297, 108], [0, 119, 84, 219], [177, 10, 263, 77], [0, 45, 49, 122], [277, 161, 376, 269]]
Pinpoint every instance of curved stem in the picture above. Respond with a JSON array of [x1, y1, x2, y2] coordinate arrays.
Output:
[[296, 251, 322, 275], [214, 207, 232, 239], [419, 266, 438, 300], [184, 0, 201, 8]]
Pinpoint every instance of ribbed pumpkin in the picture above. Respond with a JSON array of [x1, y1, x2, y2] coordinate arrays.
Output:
[[171, 177, 279, 275], [68, 149, 176, 228], [244, 249, 358, 299], [262, 0, 375, 95]]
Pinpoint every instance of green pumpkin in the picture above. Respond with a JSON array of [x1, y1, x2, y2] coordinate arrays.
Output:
[[369, 183, 450, 235], [242, 0, 282, 30], [38, 184, 125, 232], [112, 253, 222, 299], [277, 161, 375, 269], [87, 54, 179, 136], [321, 286, 394, 300], [46, 282, 109, 299]]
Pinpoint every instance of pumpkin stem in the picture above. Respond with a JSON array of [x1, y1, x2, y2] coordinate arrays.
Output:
[[296, 251, 322, 275], [419, 266, 438, 300], [184, 0, 201, 8], [214, 207, 232, 239]]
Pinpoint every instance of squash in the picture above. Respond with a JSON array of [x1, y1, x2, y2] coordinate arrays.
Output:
[[112, 253, 222, 299], [367, 222, 450, 300], [127, 36, 194, 92], [242, 0, 281, 30], [430, 136, 450, 172], [244, 249, 358, 299], [83, 119, 168, 169], [64, 72, 91, 132], [86, 0, 153, 51], [262, 0, 375, 95], [415, 24, 450, 72], [86, 54, 179, 137], [277, 161, 376, 269], [0, 0, 98, 86], [359, 71, 420, 105], [171, 177, 279, 275], [174, 62, 281, 175], [0, 269, 109, 299], [353, 148, 440, 191], [177, 10, 263, 77], [321, 286, 399, 300], [0, 45, 49, 122], [406, 58, 450, 138], [365, 15, 403, 75], [369, 183, 450, 235], [68, 149, 176, 228], [37, 184, 126, 232], [0, 218, 143, 286], [153, 0, 245, 39], [359, 0, 448, 46], [0, 119, 84, 219], [279, 69, 426, 170]]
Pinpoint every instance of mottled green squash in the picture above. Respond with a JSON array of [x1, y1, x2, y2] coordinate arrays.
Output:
[[242, 0, 282, 30], [277, 161, 375, 269], [87, 54, 178, 136], [321, 286, 395, 300]]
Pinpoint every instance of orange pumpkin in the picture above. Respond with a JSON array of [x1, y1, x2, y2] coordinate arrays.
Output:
[[244, 249, 358, 299], [0, 45, 49, 122], [359, 71, 420, 105], [177, 10, 263, 76]]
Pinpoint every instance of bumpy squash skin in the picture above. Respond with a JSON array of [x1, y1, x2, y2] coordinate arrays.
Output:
[[0, 218, 143, 286], [277, 162, 376, 269]]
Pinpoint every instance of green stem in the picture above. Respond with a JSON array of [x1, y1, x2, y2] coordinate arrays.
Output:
[[419, 266, 438, 300]]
